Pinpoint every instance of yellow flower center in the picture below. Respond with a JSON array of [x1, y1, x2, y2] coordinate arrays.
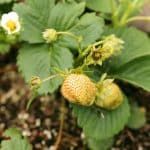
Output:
[[6, 20, 16, 31]]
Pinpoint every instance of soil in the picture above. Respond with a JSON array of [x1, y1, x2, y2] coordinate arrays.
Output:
[[0, 51, 150, 150]]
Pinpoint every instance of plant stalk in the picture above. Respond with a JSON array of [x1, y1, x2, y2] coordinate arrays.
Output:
[[53, 98, 66, 150]]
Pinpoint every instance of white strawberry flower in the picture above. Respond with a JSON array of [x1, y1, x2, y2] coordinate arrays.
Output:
[[0, 12, 21, 35]]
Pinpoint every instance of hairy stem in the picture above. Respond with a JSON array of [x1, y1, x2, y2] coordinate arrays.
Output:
[[42, 74, 59, 83], [126, 16, 150, 23], [110, 0, 116, 25], [120, 4, 133, 25]]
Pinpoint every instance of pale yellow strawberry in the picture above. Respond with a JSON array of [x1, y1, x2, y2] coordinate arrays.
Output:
[[61, 74, 97, 106], [95, 83, 123, 110]]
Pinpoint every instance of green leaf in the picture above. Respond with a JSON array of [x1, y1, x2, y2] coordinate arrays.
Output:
[[76, 0, 113, 13], [111, 56, 150, 91], [86, 0, 112, 13], [72, 96, 130, 140], [17, 44, 73, 94], [104, 27, 150, 91], [13, 1, 85, 44], [72, 13, 104, 45], [4, 128, 21, 138], [0, 43, 10, 54], [1, 128, 32, 150], [48, 2, 85, 30], [87, 137, 114, 150], [0, 0, 14, 4], [60, 13, 104, 49], [127, 103, 146, 129]]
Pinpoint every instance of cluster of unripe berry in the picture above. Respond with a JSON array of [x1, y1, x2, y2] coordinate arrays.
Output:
[[30, 28, 125, 110], [61, 73, 123, 110]]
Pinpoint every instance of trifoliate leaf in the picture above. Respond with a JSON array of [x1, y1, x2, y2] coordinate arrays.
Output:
[[17, 44, 73, 94], [72, 96, 130, 140], [127, 103, 146, 129], [1, 128, 32, 150]]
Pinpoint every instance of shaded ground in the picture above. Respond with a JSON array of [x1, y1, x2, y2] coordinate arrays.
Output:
[[0, 53, 150, 150]]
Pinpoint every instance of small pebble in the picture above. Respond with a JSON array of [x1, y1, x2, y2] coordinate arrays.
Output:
[[18, 112, 29, 120], [51, 129, 57, 137], [81, 132, 85, 139], [41, 140, 46, 145], [35, 143, 42, 149], [49, 145, 56, 150], [43, 130, 52, 139], [0, 123, 5, 130], [35, 118, 41, 127], [22, 130, 31, 137]]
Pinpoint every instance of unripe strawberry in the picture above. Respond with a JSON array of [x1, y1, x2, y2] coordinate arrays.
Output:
[[95, 83, 123, 110], [61, 74, 97, 106]]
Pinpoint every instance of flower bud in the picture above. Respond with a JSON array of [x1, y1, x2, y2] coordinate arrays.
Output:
[[30, 76, 41, 90], [95, 82, 123, 110], [43, 29, 57, 43], [61, 74, 97, 106]]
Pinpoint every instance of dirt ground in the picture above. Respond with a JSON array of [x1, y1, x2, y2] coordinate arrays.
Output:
[[0, 50, 150, 150]]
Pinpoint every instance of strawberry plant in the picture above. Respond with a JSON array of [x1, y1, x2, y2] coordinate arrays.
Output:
[[0, 0, 150, 149]]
